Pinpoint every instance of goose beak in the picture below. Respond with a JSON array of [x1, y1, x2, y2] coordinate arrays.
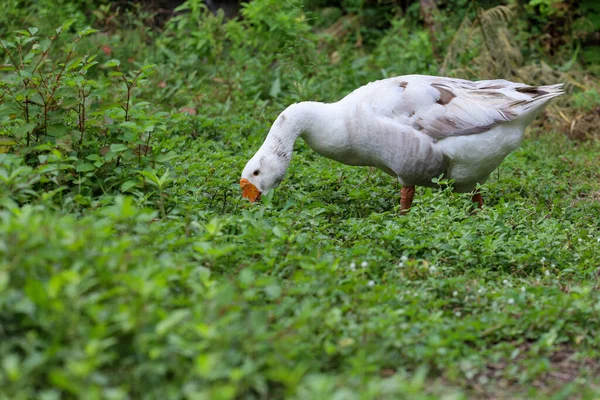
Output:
[[240, 178, 261, 202]]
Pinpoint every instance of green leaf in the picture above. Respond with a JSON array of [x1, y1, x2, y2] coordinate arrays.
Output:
[[0, 40, 15, 49], [264, 284, 281, 299], [120, 180, 138, 192], [109, 144, 129, 152], [193, 242, 236, 258], [269, 76, 281, 98], [55, 19, 76, 34], [39, 38, 52, 52], [49, 369, 79, 394], [156, 151, 177, 163], [2, 354, 20, 381], [103, 59, 121, 68], [0, 271, 10, 292], [66, 57, 83, 72], [24, 279, 47, 305], [119, 121, 138, 130], [156, 310, 189, 336], [273, 226, 285, 238], [137, 170, 160, 187], [195, 353, 219, 378], [46, 124, 69, 137], [60, 97, 80, 108], [85, 154, 102, 162], [76, 163, 95, 172], [78, 27, 99, 37], [13, 123, 36, 139]]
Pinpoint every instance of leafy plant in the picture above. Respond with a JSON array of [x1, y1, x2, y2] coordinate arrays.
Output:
[[1, 0, 599, 399], [0, 24, 174, 205]]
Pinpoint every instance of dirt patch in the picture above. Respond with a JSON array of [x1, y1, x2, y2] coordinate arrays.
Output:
[[467, 343, 600, 399], [565, 106, 600, 141]]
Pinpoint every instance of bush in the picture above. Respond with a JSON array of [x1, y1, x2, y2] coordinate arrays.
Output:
[[0, 24, 177, 206]]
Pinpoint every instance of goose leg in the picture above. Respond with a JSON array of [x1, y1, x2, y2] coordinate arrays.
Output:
[[400, 186, 415, 214], [471, 192, 484, 208]]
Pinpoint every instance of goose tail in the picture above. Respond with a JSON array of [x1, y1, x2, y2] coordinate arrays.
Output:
[[511, 83, 564, 121]]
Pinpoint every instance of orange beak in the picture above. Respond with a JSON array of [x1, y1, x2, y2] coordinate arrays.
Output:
[[240, 178, 261, 202]]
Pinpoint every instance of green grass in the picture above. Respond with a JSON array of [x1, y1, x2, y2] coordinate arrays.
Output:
[[2, 130, 600, 399], [1, 0, 600, 398]]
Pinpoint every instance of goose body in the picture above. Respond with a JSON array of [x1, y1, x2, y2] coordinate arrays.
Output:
[[240, 75, 563, 209]]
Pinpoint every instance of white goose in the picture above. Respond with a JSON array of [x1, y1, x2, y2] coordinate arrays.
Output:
[[240, 75, 563, 211]]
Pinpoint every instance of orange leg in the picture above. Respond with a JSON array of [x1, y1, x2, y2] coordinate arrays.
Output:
[[472, 192, 484, 208], [400, 186, 415, 214]]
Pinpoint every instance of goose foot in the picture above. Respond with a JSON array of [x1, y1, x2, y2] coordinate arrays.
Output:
[[471, 192, 484, 208], [400, 186, 415, 214]]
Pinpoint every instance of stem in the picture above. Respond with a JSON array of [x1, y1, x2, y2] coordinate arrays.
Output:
[[120, 69, 142, 122], [221, 189, 229, 214], [3, 85, 25, 110], [24, 96, 29, 122], [121, 75, 132, 121], [25, 95, 30, 146], [144, 133, 151, 156], [17, 40, 23, 70], [158, 190, 166, 218], [125, 86, 131, 121], [0, 40, 20, 73], [42, 102, 47, 138], [48, 42, 76, 104], [140, 131, 152, 168], [79, 89, 86, 146], [29, 40, 55, 80]]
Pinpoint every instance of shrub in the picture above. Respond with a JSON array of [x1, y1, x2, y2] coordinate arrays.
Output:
[[0, 24, 176, 206]]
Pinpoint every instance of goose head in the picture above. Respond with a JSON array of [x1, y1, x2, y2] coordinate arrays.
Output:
[[240, 102, 324, 202], [240, 151, 288, 202]]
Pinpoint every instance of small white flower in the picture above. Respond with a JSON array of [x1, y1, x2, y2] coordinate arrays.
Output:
[[597, 237, 600, 243], [368, 280, 375, 287], [503, 279, 509, 285], [521, 286, 526, 293], [401, 255, 408, 263], [452, 291, 458, 297], [349, 262, 356, 270], [455, 311, 462, 317], [430, 265, 437, 272], [540, 257, 546, 263], [544, 270, 551, 276], [508, 298, 515, 305], [578, 238, 583, 243], [361, 261, 368, 268], [398, 262, 404, 267]]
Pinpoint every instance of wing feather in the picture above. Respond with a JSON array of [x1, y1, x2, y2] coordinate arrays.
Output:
[[340, 75, 563, 141]]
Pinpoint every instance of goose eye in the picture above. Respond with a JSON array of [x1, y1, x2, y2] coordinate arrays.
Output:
[[253, 170, 260, 176]]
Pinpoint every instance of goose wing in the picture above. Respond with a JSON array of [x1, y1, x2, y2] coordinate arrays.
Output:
[[342, 75, 563, 140]]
